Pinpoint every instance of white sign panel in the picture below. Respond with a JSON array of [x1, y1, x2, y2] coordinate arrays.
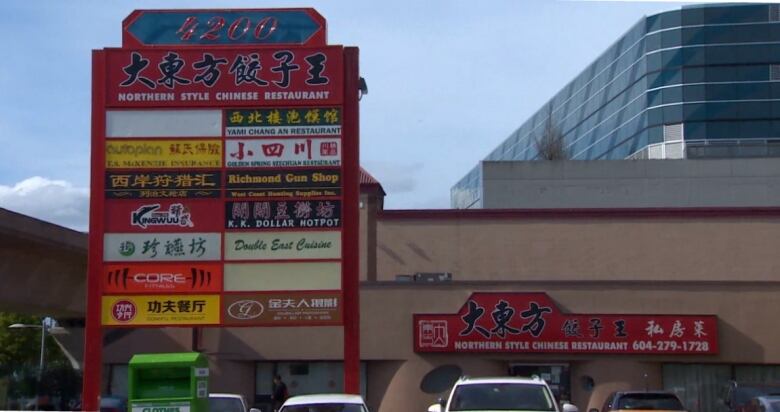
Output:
[[107, 110, 222, 138], [224, 231, 341, 260], [104, 233, 221, 262], [225, 138, 341, 168]]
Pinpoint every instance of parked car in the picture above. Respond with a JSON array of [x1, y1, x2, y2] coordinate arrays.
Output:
[[428, 376, 578, 412], [743, 396, 780, 412], [279, 394, 368, 412], [591, 391, 686, 412], [99, 395, 127, 412], [721, 381, 780, 412], [209, 393, 262, 412]]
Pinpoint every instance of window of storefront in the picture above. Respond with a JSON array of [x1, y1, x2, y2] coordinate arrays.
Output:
[[107, 364, 129, 397], [663, 364, 780, 412], [255, 361, 367, 411], [509, 364, 571, 404]]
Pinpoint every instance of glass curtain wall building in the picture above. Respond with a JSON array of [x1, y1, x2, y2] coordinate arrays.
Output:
[[453, 3, 780, 209]]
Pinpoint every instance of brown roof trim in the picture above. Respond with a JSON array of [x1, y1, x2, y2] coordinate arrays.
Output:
[[377, 207, 780, 220], [360, 279, 780, 290], [359, 167, 386, 196], [0, 207, 87, 253]]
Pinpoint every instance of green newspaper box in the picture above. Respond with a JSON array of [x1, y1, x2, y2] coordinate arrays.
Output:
[[128, 352, 209, 412]]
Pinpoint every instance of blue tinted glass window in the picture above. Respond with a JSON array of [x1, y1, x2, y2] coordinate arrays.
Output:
[[647, 52, 662, 72], [662, 49, 682, 68], [648, 108, 663, 126], [648, 125, 663, 143], [664, 70, 683, 86], [647, 14, 661, 33], [682, 8, 704, 26], [683, 67, 705, 83], [663, 105, 683, 123], [737, 83, 769, 100], [663, 86, 683, 104], [660, 10, 682, 29], [661, 29, 681, 48], [645, 33, 661, 52], [707, 84, 737, 100], [706, 66, 736, 82], [685, 121, 707, 139], [682, 47, 705, 66], [738, 102, 771, 119], [683, 85, 706, 102], [738, 65, 769, 82], [684, 103, 708, 122], [704, 5, 767, 24], [648, 90, 661, 107], [706, 45, 734, 65]]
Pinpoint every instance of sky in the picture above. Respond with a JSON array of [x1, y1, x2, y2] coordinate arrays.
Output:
[[0, 0, 762, 231]]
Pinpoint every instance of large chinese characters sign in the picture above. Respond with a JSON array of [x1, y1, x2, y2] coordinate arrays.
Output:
[[414, 293, 718, 355], [87, 7, 361, 408]]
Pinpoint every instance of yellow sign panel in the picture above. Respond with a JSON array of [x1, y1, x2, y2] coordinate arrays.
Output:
[[102, 295, 220, 326], [105, 140, 222, 169]]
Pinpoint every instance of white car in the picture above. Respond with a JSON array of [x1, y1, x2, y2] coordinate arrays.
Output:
[[428, 376, 578, 412], [209, 393, 261, 412], [280, 394, 368, 412]]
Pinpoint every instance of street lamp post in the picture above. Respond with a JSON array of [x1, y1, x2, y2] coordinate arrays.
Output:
[[8, 317, 65, 410]]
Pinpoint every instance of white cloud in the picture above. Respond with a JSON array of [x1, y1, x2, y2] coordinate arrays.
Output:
[[0, 177, 89, 231], [362, 161, 423, 194]]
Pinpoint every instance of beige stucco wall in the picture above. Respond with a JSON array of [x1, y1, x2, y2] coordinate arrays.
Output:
[[375, 215, 780, 282], [178, 281, 780, 412], [99, 211, 780, 412]]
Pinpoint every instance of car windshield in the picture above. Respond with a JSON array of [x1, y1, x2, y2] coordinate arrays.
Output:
[[280, 403, 366, 412], [616, 393, 684, 410], [767, 400, 780, 412], [209, 397, 245, 412], [736, 387, 780, 405], [449, 383, 555, 411]]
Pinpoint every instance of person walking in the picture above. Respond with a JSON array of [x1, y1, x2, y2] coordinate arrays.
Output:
[[271, 375, 289, 412]]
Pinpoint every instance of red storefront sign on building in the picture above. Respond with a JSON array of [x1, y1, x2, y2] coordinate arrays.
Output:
[[414, 293, 718, 355], [105, 47, 343, 107]]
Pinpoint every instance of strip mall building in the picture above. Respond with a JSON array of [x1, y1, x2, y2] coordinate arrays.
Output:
[[4, 164, 780, 412]]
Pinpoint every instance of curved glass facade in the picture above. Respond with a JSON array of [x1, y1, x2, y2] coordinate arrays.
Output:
[[452, 3, 780, 208]]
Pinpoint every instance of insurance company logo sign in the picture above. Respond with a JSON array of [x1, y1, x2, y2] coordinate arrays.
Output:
[[225, 200, 341, 229], [414, 292, 719, 355], [106, 140, 222, 169], [224, 107, 341, 137], [222, 291, 342, 326], [226, 169, 340, 199], [104, 263, 222, 293], [224, 231, 341, 260], [105, 47, 343, 108], [225, 138, 340, 168], [105, 171, 221, 199], [102, 295, 220, 326], [104, 233, 221, 261]]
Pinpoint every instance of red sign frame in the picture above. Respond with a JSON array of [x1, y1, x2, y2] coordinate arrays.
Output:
[[414, 293, 718, 355], [85, 8, 361, 408]]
